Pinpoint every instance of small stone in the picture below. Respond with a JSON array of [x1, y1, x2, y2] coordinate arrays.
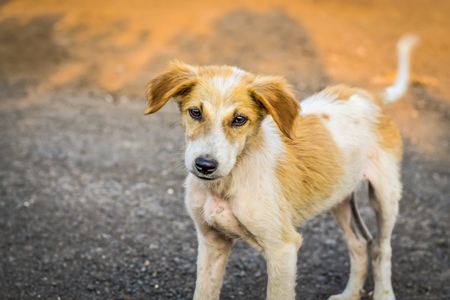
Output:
[[149, 243, 159, 249], [105, 94, 113, 103], [119, 95, 128, 103], [167, 188, 174, 195]]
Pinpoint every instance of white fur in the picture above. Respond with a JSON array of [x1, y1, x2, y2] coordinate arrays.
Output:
[[301, 92, 379, 153], [227, 117, 284, 190], [382, 34, 418, 103], [209, 67, 245, 97]]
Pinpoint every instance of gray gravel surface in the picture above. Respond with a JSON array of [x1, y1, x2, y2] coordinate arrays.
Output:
[[1, 85, 449, 300]]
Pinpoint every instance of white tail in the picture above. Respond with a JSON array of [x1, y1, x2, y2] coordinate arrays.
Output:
[[382, 34, 419, 104]]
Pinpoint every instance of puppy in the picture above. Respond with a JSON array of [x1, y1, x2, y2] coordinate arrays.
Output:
[[144, 35, 417, 300]]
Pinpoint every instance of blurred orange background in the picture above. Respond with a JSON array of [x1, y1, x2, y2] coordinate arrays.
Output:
[[1, 0, 449, 155], [2, 0, 448, 95]]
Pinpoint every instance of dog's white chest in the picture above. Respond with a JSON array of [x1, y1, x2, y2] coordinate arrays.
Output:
[[203, 195, 243, 237]]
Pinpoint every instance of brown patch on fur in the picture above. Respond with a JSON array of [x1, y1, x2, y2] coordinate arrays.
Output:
[[251, 76, 300, 139], [179, 98, 214, 141], [324, 84, 372, 102], [222, 86, 266, 145], [372, 94, 384, 107], [377, 111, 403, 159], [222, 104, 263, 143], [277, 114, 344, 224], [321, 113, 330, 120], [145, 61, 197, 114], [362, 93, 402, 159], [196, 65, 235, 79]]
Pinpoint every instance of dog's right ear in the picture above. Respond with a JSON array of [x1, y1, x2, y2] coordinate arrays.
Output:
[[144, 61, 197, 115], [250, 75, 300, 139]]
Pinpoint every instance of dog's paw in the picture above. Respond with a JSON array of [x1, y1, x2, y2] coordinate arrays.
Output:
[[372, 289, 395, 300], [328, 294, 348, 300]]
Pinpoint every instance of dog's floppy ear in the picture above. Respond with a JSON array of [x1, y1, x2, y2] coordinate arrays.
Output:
[[251, 76, 300, 139], [144, 61, 197, 115]]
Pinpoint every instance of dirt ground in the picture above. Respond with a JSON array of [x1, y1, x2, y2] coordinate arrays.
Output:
[[0, 0, 449, 299]]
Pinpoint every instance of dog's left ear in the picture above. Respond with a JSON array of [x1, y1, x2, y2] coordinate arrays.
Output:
[[144, 61, 197, 115], [251, 76, 300, 139]]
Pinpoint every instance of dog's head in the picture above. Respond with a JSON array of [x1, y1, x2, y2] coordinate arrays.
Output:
[[145, 61, 299, 181]]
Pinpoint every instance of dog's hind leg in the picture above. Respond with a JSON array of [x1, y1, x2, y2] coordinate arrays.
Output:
[[366, 151, 401, 300], [368, 183, 400, 299], [329, 194, 369, 300]]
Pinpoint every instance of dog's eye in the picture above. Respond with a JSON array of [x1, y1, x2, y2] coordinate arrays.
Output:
[[232, 115, 248, 126], [189, 108, 202, 120]]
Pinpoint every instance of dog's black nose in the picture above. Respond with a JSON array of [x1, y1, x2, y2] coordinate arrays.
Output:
[[195, 157, 218, 175]]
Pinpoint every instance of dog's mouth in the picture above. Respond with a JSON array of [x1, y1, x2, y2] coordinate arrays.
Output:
[[197, 176, 217, 181], [191, 171, 220, 181]]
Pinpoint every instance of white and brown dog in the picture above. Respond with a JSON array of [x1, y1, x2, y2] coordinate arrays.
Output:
[[144, 35, 417, 300]]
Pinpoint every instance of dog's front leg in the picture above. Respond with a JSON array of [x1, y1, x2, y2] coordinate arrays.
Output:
[[193, 224, 234, 300], [185, 177, 234, 299], [264, 232, 303, 300]]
